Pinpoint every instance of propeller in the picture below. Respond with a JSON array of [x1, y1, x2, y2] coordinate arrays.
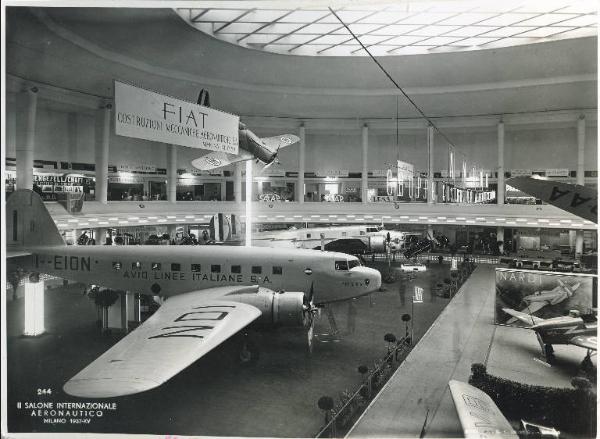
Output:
[[303, 282, 319, 354]]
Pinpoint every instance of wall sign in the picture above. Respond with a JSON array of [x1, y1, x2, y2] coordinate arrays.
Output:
[[114, 81, 239, 154], [545, 168, 570, 177], [511, 169, 532, 177], [317, 169, 349, 177]]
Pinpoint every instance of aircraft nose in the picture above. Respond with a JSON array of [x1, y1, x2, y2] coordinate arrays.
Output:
[[360, 267, 381, 292]]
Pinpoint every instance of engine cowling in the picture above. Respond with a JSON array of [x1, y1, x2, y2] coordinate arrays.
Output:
[[228, 288, 307, 328], [368, 235, 387, 253]]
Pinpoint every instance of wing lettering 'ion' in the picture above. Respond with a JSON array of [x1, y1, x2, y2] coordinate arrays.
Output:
[[448, 380, 519, 439], [507, 177, 597, 223], [191, 150, 253, 171], [63, 287, 261, 398], [570, 335, 597, 351]]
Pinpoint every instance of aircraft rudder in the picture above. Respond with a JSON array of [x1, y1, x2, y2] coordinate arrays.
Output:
[[6, 189, 65, 249]]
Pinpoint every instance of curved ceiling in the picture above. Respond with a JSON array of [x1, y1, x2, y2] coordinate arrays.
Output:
[[5, 6, 597, 121], [176, 0, 597, 57]]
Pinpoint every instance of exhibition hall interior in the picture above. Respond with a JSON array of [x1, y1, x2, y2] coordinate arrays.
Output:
[[2, 1, 598, 438]]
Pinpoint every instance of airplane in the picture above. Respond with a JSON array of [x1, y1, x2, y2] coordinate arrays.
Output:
[[190, 90, 300, 172], [248, 224, 419, 255], [502, 308, 597, 366], [507, 176, 597, 223], [449, 380, 560, 439], [6, 189, 381, 398], [505, 279, 580, 324]]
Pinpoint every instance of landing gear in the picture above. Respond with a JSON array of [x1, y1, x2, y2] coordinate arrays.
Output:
[[239, 333, 259, 365], [544, 344, 556, 364], [324, 304, 339, 337], [580, 350, 595, 374]]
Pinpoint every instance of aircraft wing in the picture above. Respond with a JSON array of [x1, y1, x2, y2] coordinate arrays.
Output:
[[507, 177, 597, 223], [448, 380, 519, 439], [63, 286, 262, 398], [191, 150, 254, 171], [502, 308, 545, 326], [260, 134, 300, 151], [7, 250, 32, 258], [505, 301, 548, 324], [570, 335, 597, 351]]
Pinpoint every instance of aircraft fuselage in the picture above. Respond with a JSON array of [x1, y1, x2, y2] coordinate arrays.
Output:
[[20, 245, 381, 304]]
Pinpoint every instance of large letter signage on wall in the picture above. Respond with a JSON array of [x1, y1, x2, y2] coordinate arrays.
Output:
[[114, 81, 239, 154]]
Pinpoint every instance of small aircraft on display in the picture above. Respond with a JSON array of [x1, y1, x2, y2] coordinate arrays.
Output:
[[249, 224, 419, 255], [507, 176, 597, 223], [502, 308, 597, 365], [505, 279, 580, 324], [190, 89, 300, 172], [449, 380, 560, 439], [6, 189, 381, 398]]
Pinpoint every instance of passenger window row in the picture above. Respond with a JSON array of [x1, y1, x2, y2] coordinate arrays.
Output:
[[112, 261, 283, 275]]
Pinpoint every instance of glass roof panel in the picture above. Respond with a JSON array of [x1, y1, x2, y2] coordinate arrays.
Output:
[[176, 1, 597, 57]]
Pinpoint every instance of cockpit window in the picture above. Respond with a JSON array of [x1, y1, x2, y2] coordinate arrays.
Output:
[[348, 260, 360, 269], [335, 260, 349, 270]]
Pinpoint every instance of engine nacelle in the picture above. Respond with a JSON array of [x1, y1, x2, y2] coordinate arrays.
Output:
[[229, 287, 306, 328], [368, 235, 387, 253]]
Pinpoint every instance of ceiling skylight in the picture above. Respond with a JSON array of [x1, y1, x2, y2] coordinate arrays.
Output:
[[176, 0, 597, 56]]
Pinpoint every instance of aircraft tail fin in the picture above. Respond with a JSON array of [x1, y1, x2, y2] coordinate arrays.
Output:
[[197, 89, 210, 107], [6, 189, 65, 251]]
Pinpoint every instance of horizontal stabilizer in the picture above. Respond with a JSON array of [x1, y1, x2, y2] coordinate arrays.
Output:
[[64, 287, 262, 398], [570, 335, 597, 351]]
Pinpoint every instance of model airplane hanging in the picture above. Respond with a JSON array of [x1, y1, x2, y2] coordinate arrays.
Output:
[[507, 176, 597, 223], [190, 89, 300, 172], [6, 190, 381, 398], [250, 224, 419, 255]]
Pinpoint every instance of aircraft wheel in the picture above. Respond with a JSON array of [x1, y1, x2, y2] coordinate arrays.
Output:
[[239, 339, 259, 365], [544, 344, 556, 364]]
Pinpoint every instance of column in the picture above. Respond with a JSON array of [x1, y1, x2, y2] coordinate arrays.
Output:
[[220, 180, 227, 201], [427, 224, 434, 240], [497, 121, 505, 205], [575, 116, 585, 259], [167, 144, 177, 203], [361, 124, 369, 204], [94, 104, 111, 204], [107, 291, 128, 332], [167, 224, 177, 242], [297, 124, 306, 203], [245, 160, 253, 246], [234, 162, 243, 202], [127, 292, 141, 324], [427, 125, 435, 204], [95, 227, 107, 245], [569, 230, 577, 253], [577, 116, 585, 185], [23, 278, 45, 336], [16, 87, 38, 191], [575, 232, 584, 259], [497, 227, 504, 254]]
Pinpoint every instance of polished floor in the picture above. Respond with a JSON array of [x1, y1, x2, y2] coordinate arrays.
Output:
[[6, 262, 452, 437]]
